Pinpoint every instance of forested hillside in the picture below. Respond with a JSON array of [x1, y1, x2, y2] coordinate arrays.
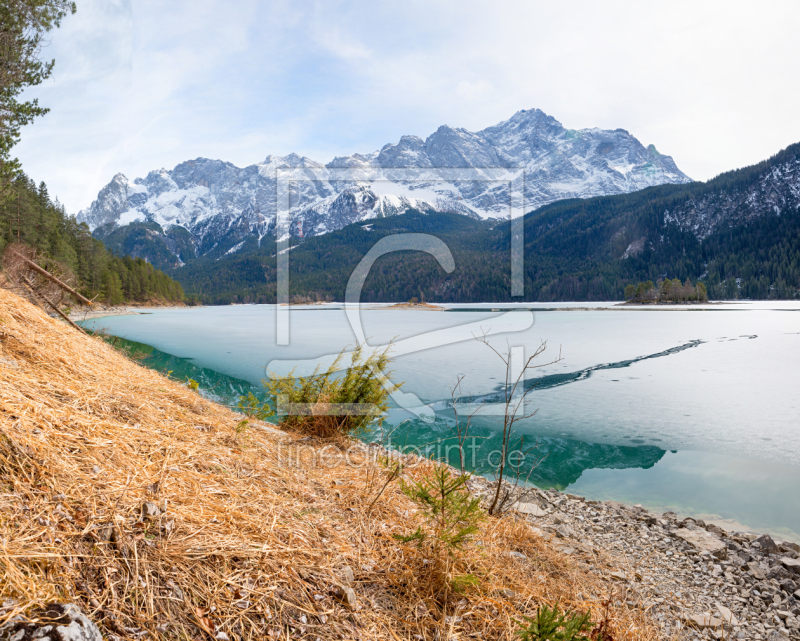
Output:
[[0, 174, 184, 304], [0, 0, 183, 305], [170, 142, 800, 303]]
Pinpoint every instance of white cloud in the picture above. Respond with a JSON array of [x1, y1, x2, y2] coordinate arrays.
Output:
[[312, 25, 371, 60], [13, 0, 800, 211], [455, 79, 493, 101]]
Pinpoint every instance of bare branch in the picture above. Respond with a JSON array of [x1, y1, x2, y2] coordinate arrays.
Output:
[[475, 335, 563, 515]]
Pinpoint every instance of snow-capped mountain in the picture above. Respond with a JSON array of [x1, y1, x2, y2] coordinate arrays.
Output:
[[78, 108, 691, 265]]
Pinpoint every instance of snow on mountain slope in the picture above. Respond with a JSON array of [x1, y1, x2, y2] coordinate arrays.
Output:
[[77, 108, 691, 263], [663, 156, 800, 240]]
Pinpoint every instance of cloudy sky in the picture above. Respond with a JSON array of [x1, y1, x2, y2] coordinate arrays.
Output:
[[14, 0, 800, 212]]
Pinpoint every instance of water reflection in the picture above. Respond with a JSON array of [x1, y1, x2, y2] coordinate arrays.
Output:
[[107, 337, 669, 493], [375, 414, 666, 490], [97, 336, 261, 405]]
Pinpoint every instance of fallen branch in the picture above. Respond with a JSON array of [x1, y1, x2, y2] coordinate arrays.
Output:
[[20, 276, 87, 335], [10, 249, 93, 306]]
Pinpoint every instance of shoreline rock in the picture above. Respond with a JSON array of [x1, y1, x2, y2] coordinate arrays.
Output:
[[468, 475, 800, 640], [66, 303, 191, 322], [361, 441, 799, 638], [0, 603, 103, 641]]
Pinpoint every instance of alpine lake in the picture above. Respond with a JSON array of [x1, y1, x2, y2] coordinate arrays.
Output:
[[78, 301, 800, 542]]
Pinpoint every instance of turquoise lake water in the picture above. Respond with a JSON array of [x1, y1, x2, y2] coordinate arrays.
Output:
[[79, 301, 800, 541]]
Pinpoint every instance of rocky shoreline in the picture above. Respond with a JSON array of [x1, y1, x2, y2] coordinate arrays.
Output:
[[364, 438, 800, 638], [66, 303, 191, 322], [66, 306, 145, 321], [466, 475, 800, 640]]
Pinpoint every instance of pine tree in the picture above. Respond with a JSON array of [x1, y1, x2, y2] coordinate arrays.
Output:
[[0, 1, 76, 191]]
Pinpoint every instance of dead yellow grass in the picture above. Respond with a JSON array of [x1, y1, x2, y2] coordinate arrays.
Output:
[[0, 288, 661, 640]]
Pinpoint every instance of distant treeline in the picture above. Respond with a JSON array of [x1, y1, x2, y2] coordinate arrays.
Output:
[[625, 279, 708, 303], [166, 142, 800, 304], [0, 174, 184, 304], [171, 201, 800, 304]]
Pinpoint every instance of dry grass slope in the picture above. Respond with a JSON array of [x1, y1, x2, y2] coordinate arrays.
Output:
[[0, 288, 659, 640]]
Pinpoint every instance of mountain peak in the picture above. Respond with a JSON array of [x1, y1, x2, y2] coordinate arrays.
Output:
[[78, 107, 692, 265], [261, 152, 321, 169]]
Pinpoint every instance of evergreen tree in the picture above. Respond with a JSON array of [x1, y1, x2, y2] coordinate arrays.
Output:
[[624, 283, 634, 300], [0, 173, 184, 304], [101, 269, 123, 305], [0, 0, 76, 190]]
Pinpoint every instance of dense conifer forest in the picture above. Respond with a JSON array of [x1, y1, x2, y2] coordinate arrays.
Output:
[[0, 175, 184, 304], [0, 0, 183, 305], [165, 142, 800, 304], [170, 199, 800, 305]]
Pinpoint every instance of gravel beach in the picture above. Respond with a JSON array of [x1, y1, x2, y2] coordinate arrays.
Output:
[[466, 475, 800, 640]]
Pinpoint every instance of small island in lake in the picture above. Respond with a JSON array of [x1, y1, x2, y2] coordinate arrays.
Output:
[[379, 301, 444, 311], [623, 278, 709, 304]]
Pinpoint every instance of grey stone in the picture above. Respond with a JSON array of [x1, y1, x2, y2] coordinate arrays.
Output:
[[341, 566, 355, 586], [513, 502, 547, 517], [747, 563, 767, 580], [684, 613, 723, 629], [141, 501, 161, 520], [0, 604, 102, 641], [675, 527, 728, 560], [781, 557, 800, 574], [335, 586, 357, 610], [555, 525, 574, 539], [716, 603, 740, 626], [754, 534, 780, 555], [609, 571, 627, 581], [96, 524, 113, 542]]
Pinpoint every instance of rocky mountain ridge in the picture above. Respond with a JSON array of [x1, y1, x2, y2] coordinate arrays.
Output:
[[77, 108, 691, 266], [169, 141, 800, 304], [663, 155, 800, 240]]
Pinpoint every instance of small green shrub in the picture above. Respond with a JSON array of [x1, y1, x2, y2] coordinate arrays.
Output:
[[516, 603, 592, 641], [186, 378, 199, 391], [266, 344, 395, 440], [237, 391, 273, 421], [395, 464, 483, 593]]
